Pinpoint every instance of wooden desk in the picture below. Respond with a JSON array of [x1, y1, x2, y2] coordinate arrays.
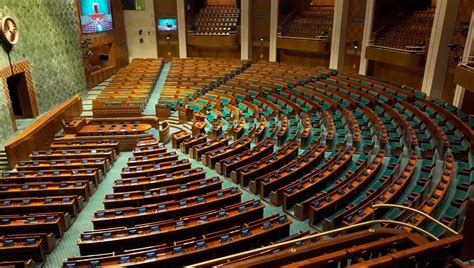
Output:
[[0, 181, 93, 200], [78, 200, 264, 255], [127, 152, 179, 167], [253, 145, 326, 197], [120, 160, 192, 178], [78, 124, 151, 136], [64, 118, 86, 134], [0, 212, 68, 238], [204, 137, 252, 169], [113, 168, 206, 193], [236, 141, 299, 186], [103, 177, 222, 209], [30, 149, 115, 163], [91, 188, 241, 229], [65, 214, 291, 267], [50, 139, 119, 151], [172, 131, 192, 149], [190, 136, 230, 160], [192, 121, 206, 136], [180, 133, 208, 154], [0, 196, 83, 218], [217, 140, 274, 177], [16, 159, 108, 173], [1, 169, 101, 186]]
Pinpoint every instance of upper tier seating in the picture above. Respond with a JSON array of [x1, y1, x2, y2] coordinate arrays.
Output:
[[191, 5, 240, 35], [371, 9, 435, 52], [280, 5, 334, 40]]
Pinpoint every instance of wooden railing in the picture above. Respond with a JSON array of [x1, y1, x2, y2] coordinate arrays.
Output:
[[4, 94, 83, 168]]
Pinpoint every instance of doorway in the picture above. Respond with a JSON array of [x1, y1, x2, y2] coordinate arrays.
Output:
[[6, 72, 34, 118]]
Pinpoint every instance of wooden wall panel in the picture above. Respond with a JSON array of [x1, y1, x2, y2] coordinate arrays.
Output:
[[343, 0, 365, 73], [207, 0, 236, 5], [187, 46, 241, 58], [155, 0, 179, 60], [311, 0, 335, 5], [371, 61, 424, 89], [279, 50, 330, 68], [461, 90, 474, 114], [251, 0, 270, 61], [77, 0, 129, 89]]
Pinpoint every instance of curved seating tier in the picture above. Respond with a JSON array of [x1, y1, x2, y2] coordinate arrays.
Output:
[[28, 59, 471, 267]]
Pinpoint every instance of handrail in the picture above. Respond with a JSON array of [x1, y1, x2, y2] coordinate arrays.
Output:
[[278, 35, 329, 42], [367, 43, 425, 54], [279, 8, 297, 28], [371, 203, 459, 235], [459, 63, 474, 70], [458, 56, 474, 68], [187, 32, 238, 36], [185, 218, 439, 267], [459, 56, 474, 60]]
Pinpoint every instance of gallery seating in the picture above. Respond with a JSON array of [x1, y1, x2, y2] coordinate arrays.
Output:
[[370, 9, 435, 52], [191, 5, 240, 35], [280, 5, 334, 40]]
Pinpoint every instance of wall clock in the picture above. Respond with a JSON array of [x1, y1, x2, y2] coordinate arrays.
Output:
[[1, 16, 19, 46]]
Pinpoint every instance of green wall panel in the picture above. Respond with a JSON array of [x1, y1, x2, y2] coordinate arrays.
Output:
[[0, 0, 86, 145]]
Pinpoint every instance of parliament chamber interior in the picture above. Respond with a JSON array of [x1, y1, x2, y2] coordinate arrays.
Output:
[[0, 0, 474, 267]]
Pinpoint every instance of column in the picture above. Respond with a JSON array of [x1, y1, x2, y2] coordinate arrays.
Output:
[[269, 0, 278, 62], [241, 0, 252, 60], [453, 10, 474, 107], [421, 0, 460, 98], [358, 0, 375, 75], [176, 0, 187, 58], [329, 0, 349, 71]]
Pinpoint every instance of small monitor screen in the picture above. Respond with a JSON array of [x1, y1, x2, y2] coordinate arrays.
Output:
[[158, 19, 177, 31], [79, 0, 113, 34]]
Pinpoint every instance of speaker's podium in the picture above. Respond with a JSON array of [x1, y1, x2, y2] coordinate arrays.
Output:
[[192, 112, 206, 136], [155, 104, 170, 119], [178, 106, 194, 122]]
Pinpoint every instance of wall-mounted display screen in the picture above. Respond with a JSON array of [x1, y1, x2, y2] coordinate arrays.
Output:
[[158, 19, 177, 31], [79, 0, 114, 33]]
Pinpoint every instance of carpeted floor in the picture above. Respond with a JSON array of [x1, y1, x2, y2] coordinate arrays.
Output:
[[44, 152, 132, 267]]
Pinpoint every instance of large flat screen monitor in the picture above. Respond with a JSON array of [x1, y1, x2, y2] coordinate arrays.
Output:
[[158, 19, 177, 31], [79, 0, 114, 34]]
